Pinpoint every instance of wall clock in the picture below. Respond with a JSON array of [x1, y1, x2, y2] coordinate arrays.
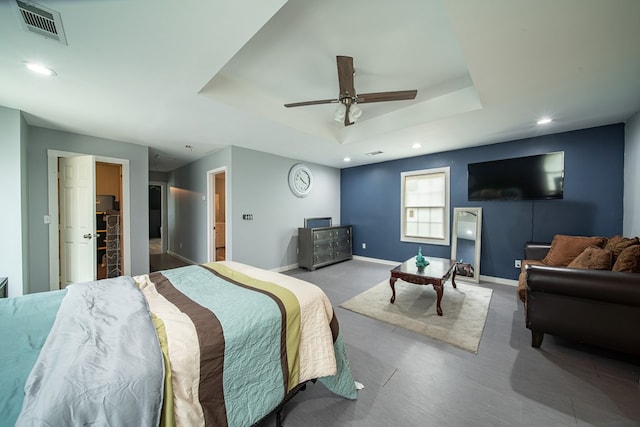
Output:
[[288, 163, 313, 197]]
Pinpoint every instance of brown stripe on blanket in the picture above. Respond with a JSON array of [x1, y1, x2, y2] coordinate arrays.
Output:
[[200, 264, 290, 394], [150, 272, 228, 427], [329, 310, 340, 342]]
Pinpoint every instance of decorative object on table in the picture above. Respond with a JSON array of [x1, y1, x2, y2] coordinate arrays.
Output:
[[415, 246, 429, 269]]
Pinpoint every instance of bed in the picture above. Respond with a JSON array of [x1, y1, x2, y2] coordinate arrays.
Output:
[[0, 261, 357, 427]]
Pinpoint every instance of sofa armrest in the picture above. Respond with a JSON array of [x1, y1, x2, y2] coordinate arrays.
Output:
[[526, 264, 640, 306], [524, 242, 551, 261]]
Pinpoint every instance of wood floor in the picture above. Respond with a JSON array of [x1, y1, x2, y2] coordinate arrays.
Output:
[[148, 238, 192, 272], [257, 259, 640, 427]]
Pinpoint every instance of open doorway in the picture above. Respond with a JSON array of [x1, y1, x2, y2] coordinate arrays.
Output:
[[48, 150, 131, 291], [207, 168, 227, 262], [149, 184, 163, 255]]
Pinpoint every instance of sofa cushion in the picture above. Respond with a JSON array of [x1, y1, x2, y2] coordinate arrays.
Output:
[[517, 260, 546, 302], [603, 235, 640, 262], [612, 245, 640, 273], [567, 246, 613, 270], [542, 235, 607, 266]]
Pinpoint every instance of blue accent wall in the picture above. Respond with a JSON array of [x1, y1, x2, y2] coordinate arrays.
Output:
[[341, 124, 625, 280]]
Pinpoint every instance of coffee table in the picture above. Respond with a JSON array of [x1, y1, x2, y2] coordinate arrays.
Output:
[[389, 257, 458, 316]]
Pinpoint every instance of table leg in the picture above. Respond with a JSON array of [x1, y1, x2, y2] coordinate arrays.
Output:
[[451, 267, 457, 289], [389, 277, 398, 303], [433, 282, 443, 316]]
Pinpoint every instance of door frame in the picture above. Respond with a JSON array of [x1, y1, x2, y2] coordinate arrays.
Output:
[[47, 149, 132, 291], [149, 181, 167, 253], [206, 167, 230, 262]]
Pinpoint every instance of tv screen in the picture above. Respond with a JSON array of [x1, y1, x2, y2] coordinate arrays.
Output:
[[468, 152, 564, 201]]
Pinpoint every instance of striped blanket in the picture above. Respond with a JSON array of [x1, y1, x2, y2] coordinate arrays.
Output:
[[136, 261, 356, 427], [0, 261, 356, 427]]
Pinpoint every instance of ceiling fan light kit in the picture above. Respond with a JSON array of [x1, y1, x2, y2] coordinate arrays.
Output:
[[285, 55, 418, 126], [334, 103, 347, 122]]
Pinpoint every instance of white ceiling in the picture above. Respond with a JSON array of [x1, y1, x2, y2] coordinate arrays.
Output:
[[1, 0, 639, 172]]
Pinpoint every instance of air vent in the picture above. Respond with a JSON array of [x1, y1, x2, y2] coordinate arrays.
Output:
[[16, 0, 67, 45], [366, 151, 384, 156]]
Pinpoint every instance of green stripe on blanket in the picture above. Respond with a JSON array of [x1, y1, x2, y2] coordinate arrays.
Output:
[[203, 262, 302, 392]]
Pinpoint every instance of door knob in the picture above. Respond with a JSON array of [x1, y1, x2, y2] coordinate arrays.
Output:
[[83, 233, 94, 239]]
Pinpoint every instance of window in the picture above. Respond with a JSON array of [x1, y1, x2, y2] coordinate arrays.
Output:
[[401, 167, 450, 245]]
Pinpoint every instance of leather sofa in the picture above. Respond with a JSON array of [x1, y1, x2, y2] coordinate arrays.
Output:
[[521, 242, 640, 357]]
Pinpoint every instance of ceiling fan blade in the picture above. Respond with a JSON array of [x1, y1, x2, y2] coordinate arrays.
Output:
[[337, 56, 355, 97], [356, 90, 417, 104], [284, 98, 337, 108], [344, 103, 354, 126]]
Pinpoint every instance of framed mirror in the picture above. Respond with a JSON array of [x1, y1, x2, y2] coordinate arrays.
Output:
[[451, 207, 482, 283]]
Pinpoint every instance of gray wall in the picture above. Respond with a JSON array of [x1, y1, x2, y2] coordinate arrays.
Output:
[[149, 171, 170, 182], [0, 107, 29, 296], [231, 147, 341, 270], [169, 146, 341, 270], [169, 147, 232, 262], [624, 111, 640, 237], [27, 127, 149, 293]]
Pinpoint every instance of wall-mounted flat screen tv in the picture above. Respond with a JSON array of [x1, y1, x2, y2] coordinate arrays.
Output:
[[468, 152, 564, 201]]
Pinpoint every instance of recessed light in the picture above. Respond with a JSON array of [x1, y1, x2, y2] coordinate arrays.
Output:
[[537, 117, 552, 125], [343, 157, 351, 162], [24, 61, 56, 76], [412, 143, 422, 149]]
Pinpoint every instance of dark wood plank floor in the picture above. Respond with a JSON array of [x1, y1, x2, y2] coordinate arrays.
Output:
[[257, 259, 640, 426], [149, 253, 192, 272]]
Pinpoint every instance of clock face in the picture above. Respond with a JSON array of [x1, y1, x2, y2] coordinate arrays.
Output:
[[289, 164, 312, 197]]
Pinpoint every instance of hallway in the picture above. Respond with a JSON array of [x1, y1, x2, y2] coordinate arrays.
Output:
[[149, 238, 192, 272]]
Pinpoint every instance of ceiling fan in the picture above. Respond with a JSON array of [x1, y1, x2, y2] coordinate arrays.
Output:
[[284, 56, 418, 126]]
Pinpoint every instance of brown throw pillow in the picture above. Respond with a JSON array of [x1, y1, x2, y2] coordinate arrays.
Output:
[[567, 246, 612, 270], [603, 235, 640, 262], [612, 245, 640, 273], [542, 235, 607, 266]]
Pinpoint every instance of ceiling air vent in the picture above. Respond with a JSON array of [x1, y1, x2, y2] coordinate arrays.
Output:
[[366, 151, 384, 156], [15, 0, 67, 45]]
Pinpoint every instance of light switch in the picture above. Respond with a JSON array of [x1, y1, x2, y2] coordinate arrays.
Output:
[[44, 215, 51, 224]]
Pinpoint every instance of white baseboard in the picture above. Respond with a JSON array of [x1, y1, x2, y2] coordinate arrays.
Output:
[[271, 263, 298, 273], [167, 250, 197, 265], [352, 255, 400, 266]]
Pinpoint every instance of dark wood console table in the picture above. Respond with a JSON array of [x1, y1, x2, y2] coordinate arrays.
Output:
[[389, 257, 457, 316]]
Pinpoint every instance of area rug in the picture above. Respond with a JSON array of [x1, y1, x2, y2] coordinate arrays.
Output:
[[339, 280, 493, 353]]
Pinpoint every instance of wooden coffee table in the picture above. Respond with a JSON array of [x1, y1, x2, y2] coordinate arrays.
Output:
[[389, 257, 458, 316]]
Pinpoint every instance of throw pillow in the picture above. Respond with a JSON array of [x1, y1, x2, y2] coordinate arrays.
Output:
[[542, 235, 607, 266], [567, 246, 613, 270], [603, 235, 640, 262], [612, 245, 640, 273]]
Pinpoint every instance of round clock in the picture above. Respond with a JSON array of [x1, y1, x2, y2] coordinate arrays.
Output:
[[288, 163, 313, 197]]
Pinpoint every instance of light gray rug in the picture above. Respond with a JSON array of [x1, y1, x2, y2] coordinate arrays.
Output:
[[339, 280, 493, 353]]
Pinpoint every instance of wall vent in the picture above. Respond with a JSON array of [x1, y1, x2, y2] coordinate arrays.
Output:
[[16, 0, 67, 45]]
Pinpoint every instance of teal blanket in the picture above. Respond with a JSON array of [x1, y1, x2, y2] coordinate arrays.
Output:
[[0, 290, 66, 427]]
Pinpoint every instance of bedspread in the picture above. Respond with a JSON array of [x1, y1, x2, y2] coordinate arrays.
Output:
[[0, 261, 356, 427], [136, 261, 356, 427]]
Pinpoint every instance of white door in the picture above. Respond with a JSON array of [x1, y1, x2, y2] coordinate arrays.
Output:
[[59, 155, 96, 287]]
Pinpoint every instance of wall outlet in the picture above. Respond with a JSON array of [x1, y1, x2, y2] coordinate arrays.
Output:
[[514, 259, 521, 268], [362, 243, 366, 249]]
